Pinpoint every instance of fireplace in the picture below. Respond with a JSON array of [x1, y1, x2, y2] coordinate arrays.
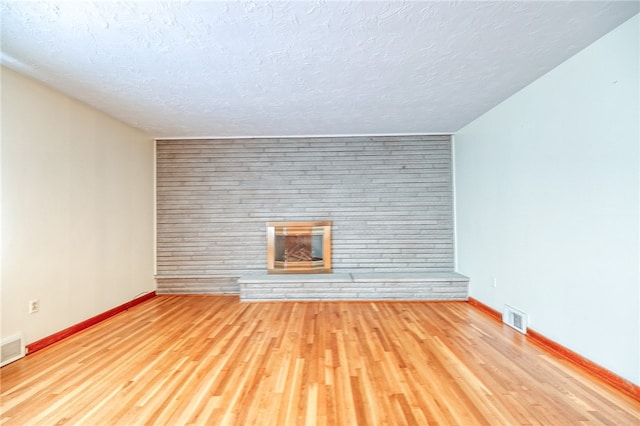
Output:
[[266, 221, 332, 274]]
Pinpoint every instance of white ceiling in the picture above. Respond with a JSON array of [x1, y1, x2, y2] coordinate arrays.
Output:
[[1, 1, 638, 139]]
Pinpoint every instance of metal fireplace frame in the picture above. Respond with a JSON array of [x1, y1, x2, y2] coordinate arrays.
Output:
[[266, 221, 332, 274]]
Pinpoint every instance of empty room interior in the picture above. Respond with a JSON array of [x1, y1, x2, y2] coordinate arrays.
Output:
[[1, 1, 639, 425]]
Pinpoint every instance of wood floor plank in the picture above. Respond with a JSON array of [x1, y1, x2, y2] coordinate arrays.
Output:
[[1, 295, 638, 425]]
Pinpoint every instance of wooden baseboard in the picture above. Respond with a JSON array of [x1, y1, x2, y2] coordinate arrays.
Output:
[[467, 296, 501, 321], [526, 329, 640, 401], [467, 297, 640, 402], [26, 291, 156, 354]]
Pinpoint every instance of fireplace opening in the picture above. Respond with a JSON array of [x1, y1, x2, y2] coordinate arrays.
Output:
[[267, 221, 332, 274]]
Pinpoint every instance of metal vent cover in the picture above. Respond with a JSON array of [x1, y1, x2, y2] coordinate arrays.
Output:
[[503, 305, 528, 334], [1, 333, 25, 367]]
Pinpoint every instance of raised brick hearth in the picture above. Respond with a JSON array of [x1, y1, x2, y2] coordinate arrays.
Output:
[[238, 272, 469, 302]]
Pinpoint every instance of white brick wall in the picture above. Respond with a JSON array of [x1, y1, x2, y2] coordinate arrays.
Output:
[[156, 135, 455, 294]]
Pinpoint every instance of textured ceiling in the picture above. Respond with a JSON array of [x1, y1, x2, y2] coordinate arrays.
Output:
[[1, 1, 638, 138]]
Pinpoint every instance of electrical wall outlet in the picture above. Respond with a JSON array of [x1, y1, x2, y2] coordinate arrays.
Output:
[[28, 299, 39, 314]]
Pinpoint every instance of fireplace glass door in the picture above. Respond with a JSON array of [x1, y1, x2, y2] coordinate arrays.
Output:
[[267, 221, 332, 274]]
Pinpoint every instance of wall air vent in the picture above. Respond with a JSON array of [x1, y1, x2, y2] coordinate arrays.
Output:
[[503, 305, 528, 334], [1, 333, 26, 367]]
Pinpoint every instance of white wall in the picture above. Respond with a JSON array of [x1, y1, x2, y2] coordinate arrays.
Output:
[[455, 15, 639, 385], [1, 66, 156, 346]]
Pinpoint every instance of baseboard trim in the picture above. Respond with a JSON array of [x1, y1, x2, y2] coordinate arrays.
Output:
[[467, 297, 640, 402], [526, 329, 640, 402], [467, 297, 501, 321], [26, 291, 156, 355]]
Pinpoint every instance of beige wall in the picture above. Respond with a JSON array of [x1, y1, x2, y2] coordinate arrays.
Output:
[[1, 66, 155, 346]]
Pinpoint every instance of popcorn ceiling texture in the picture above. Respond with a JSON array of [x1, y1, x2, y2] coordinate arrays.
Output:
[[1, 1, 637, 138]]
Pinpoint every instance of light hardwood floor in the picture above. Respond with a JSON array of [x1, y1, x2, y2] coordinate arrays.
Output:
[[1, 295, 638, 425]]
